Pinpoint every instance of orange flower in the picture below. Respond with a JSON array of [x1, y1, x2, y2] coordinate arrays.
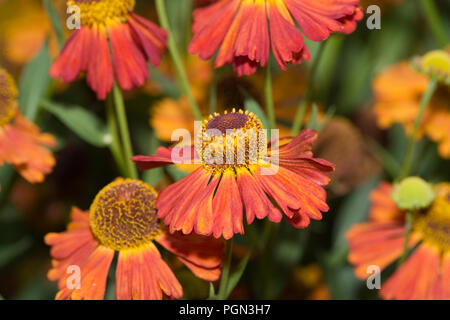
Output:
[[0, 68, 56, 183], [45, 178, 224, 300], [373, 62, 450, 158], [189, 0, 363, 75], [133, 109, 334, 239], [50, 0, 167, 100], [346, 182, 450, 300]]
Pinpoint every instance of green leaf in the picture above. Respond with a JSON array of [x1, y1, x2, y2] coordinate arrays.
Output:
[[41, 100, 111, 147], [141, 131, 164, 186], [244, 98, 269, 130], [42, 0, 64, 49], [209, 283, 216, 299], [148, 66, 180, 99], [226, 250, 251, 298], [0, 237, 32, 269], [306, 103, 319, 130], [317, 106, 336, 132], [18, 42, 51, 120]]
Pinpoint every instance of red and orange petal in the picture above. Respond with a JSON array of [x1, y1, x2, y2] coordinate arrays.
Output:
[[381, 243, 448, 300], [50, 14, 167, 100], [373, 62, 428, 131], [346, 221, 420, 279], [45, 207, 223, 300], [132, 129, 334, 239], [0, 113, 56, 183], [189, 0, 362, 75], [368, 182, 404, 222]]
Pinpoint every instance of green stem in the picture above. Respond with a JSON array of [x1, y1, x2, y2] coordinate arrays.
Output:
[[155, 0, 202, 121], [217, 239, 233, 300], [398, 210, 414, 267], [265, 64, 276, 129], [292, 41, 326, 135], [420, 0, 449, 47], [106, 95, 128, 177], [398, 79, 437, 180], [112, 83, 138, 179]]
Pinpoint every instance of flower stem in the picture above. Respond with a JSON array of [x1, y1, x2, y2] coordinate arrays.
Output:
[[112, 83, 138, 179], [155, 0, 202, 121], [217, 239, 233, 300], [398, 210, 414, 267], [420, 0, 449, 47], [265, 63, 276, 129], [292, 41, 326, 135], [106, 95, 128, 177], [398, 79, 437, 180]]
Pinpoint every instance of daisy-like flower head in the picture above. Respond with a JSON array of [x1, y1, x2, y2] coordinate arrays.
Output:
[[50, 0, 168, 100], [346, 181, 450, 300], [132, 109, 335, 240], [189, 0, 363, 76], [373, 61, 450, 159], [0, 68, 56, 183], [45, 178, 224, 300]]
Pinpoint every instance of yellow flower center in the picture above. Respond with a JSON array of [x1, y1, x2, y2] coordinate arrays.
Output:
[[195, 109, 266, 173], [89, 178, 161, 251], [414, 184, 450, 252], [0, 69, 17, 128], [68, 0, 135, 26]]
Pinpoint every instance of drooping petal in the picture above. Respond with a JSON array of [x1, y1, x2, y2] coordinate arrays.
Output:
[[128, 13, 168, 66], [156, 230, 224, 282], [233, 0, 270, 68], [236, 168, 282, 224], [116, 243, 182, 300], [189, 0, 241, 60], [49, 27, 89, 83], [268, 0, 309, 70], [108, 21, 149, 91], [346, 221, 419, 279], [212, 170, 244, 239], [284, 0, 361, 41], [60, 245, 114, 300], [381, 244, 441, 300], [85, 25, 114, 100]]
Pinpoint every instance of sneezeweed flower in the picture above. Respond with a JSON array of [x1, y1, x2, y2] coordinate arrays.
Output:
[[189, 0, 363, 75], [0, 68, 56, 183], [132, 109, 335, 240], [45, 178, 223, 300], [373, 60, 450, 158], [50, 0, 167, 99], [346, 181, 450, 299]]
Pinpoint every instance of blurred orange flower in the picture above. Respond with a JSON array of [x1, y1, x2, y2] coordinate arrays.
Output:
[[133, 110, 334, 239], [50, 0, 167, 99], [0, 68, 56, 183], [373, 62, 450, 158], [189, 0, 363, 75], [346, 182, 450, 300], [45, 178, 223, 300]]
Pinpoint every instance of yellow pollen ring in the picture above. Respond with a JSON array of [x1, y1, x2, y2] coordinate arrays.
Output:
[[414, 184, 450, 252], [68, 0, 135, 26], [0, 68, 18, 128], [195, 109, 267, 172], [89, 178, 161, 251]]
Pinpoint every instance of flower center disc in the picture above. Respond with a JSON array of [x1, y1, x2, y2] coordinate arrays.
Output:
[[0, 69, 17, 127], [90, 178, 160, 251], [68, 0, 135, 26], [196, 109, 266, 171], [415, 184, 450, 252]]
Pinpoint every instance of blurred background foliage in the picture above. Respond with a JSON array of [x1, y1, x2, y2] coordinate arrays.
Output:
[[0, 0, 449, 300]]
